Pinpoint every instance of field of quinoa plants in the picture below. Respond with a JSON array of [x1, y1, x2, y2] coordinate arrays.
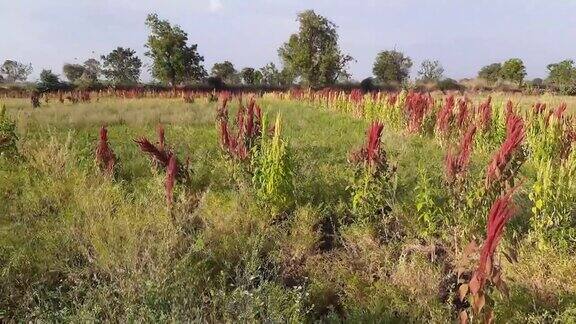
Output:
[[0, 90, 575, 322]]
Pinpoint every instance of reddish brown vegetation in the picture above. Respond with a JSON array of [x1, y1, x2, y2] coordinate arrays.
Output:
[[165, 155, 177, 207], [444, 125, 476, 184], [485, 113, 525, 188], [349, 121, 385, 168], [95, 126, 116, 175], [218, 97, 264, 161], [477, 97, 492, 132], [436, 95, 455, 136], [405, 91, 433, 133]]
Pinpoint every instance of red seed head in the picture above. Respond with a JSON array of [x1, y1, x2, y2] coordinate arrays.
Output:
[[134, 137, 170, 168], [157, 124, 165, 151], [95, 126, 116, 174], [469, 189, 517, 295], [485, 114, 525, 188], [165, 154, 177, 207]]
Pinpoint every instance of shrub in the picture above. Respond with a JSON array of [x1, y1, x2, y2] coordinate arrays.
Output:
[[0, 104, 18, 158], [348, 122, 396, 222], [529, 143, 576, 250], [251, 115, 295, 214]]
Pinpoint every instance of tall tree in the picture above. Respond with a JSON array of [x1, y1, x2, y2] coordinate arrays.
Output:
[[0, 60, 32, 83], [500, 58, 526, 85], [101, 47, 142, 85], [417, 59, 444, 82], [83, 58, 101, 81], [547, 59, 576, 94], [478, 63, 502, 83], [372, 50, 412, 83], [63, 63, 86, 83], [145, 13, 206, 86], [37, 70, 61, 92], [211, 61, 237, 83], [278, 10, 353, 86], [241, 67, 259, 85], [260, 63, 282, 86]]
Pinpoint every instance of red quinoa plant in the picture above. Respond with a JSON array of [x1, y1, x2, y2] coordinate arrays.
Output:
[[436, 94, 455, 139], [218, 97, 265, 162], [135, 124, 190, 176], [348, 121, 396, 222], [405, 91, 434, 134], [457, 188, 517, 323], [444, 125, 477, 187], [484, 113, 525, 192], [95, 126, 116, 175]]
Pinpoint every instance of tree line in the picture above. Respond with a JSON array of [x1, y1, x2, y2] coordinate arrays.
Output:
[[1, 10, 576, 94]]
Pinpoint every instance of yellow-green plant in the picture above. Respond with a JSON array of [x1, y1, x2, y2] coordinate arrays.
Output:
[[414, 167, 443, 238], [529, 145, 576, 250], [0, 104, 18, 158], [252, 114, 295, 214]]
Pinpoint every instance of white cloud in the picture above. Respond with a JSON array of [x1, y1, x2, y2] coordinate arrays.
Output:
[[208, 0, 223, 12]]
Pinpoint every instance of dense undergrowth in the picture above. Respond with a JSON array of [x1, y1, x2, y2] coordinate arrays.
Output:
[[0, 93, 575, 322]]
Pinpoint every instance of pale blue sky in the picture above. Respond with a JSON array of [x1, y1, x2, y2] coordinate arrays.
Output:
[[1, 0, 575, 81]]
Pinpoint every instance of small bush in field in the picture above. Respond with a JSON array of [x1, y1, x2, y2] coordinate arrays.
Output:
[[0, 104, 18, 158], [252, 114, 295, 214], [348, 121, 396, 223]]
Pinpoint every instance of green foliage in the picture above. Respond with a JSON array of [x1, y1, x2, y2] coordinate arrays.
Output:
[[547, 60, 576, 95], [478, 63, 502, 83], [36, 69, 62, 92], [414, 168, 443, 237], [526, 109, 566, 163], [529, 150, 576, 251], [278, 10, 353, 86], [101, 47, 142, 86], [417, 59, 444, 83], [260, 62, 287, 86], [0, 60, 32, 83], [500, 58, 526, 85], [240, 67, 261, 85], [252, 115, 295, 214], [145, 13, 206, 86], [62, 63, 86, 83], [211, 61, 238, 84], [372, 50, 413, 84], [0, 104, 18, 157]]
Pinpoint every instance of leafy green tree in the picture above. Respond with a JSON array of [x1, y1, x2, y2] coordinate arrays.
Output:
[[37, 69, 61, 92], [211, 61, 237, 83], [240, 67, 260, 85], [547, 60, 576, 94], [478, 63, 502, 83], [260, 63, 282, 86], [63, 63, 86, 83], [0, 60, 32, 83], [145, 13, 206, 86], [417, 59, 444, 82], [372, 50, 412, 83], [500, 58, 526, 85], [278, 10, 353, 86], [83, 58, 101, 81], [101, 47, 142, 85]]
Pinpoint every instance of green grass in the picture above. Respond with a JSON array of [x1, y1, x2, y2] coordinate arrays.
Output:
[[0, 96, 575, 322]]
